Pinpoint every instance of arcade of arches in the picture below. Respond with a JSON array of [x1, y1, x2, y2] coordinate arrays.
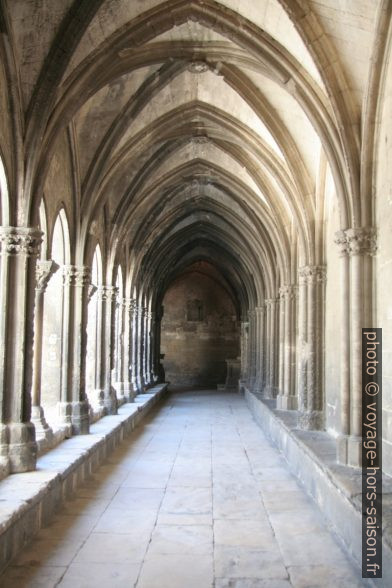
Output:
[[0, 0, 392, 583]]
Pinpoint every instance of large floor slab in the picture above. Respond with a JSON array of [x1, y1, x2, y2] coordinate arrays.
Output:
[[0, 390, 366, 587]]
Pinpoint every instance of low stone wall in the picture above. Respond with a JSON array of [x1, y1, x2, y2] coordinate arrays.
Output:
[[0, 384, 168, 574], [245, 389, 392, 588]]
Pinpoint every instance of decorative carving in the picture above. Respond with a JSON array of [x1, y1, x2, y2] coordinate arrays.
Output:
[[187, 60, 209, 74], [88, 284, 98, 301], [299, 265, 326, 285], [334, 230, 349, 256], [63, 265, 77, 286], [192, 136, 209, 145], [334, 227, 377, 256], [264, 298, 278, 307], [35, 260, 59, 292], [345, 227, 377, 256], [97, 285, 118, 301], [279, 285, 297, 299], [63, 265, 90, 287], [0, 227, 42, 256]]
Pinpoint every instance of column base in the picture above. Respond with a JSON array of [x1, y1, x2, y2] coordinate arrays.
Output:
[[104, 386, 118, 415], [337, 434, 362, 467], [117, 382, 136, 403], [134, 377, 146, 394], [58, 401, 90, 435], [238, 379, 247, 394], [276, 395, 298, 410], [262, 386, 275, 400], [112, 381, 125, 402], [6, 423, 37, 473], [31, 406, 54, 443], [298, 410, 324, 431]]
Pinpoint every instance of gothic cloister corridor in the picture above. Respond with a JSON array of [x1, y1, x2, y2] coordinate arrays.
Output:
[[0, 389, 364, 588], [1, 0, 392, 584]]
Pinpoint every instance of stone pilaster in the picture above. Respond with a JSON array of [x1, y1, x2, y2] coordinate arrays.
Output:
[[0, 227, 42, 472], [297, 265, 326, 430], [239, 320, 249, 387], [276, 285, 297, 410], [31, 260, 59, 442], [335, 227, 377, 466], [58, 265, 91, 434]]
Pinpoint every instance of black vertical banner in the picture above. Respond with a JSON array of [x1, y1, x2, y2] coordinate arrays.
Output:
[[362, 328, 382, 578]]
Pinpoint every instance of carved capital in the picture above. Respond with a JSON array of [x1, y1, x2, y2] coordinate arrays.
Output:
[[279, 284, 297, 300], [334, 230, 349, 256], [97, 285, 118, 301], [265, 298, 278, 307], [0, 227, 42, 257], [63, 265, 90, 287], [334, 227, 377, 257], [345, 227, 377, 256], [88, 284, 97, 301], [35, 259, 59, 292], [299, 265, 326, 285]]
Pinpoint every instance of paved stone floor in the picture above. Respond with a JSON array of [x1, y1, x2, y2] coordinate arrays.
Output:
[[0, 390, 365, 588]]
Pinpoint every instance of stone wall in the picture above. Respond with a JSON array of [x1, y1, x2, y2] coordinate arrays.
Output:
[[376, 41, 392, 476], [161, 267, 240, 387]]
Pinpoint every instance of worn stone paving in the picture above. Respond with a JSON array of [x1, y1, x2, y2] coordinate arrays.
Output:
[[0, 390, 365, 588]]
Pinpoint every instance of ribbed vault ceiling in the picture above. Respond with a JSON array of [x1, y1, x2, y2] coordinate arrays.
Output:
[[1, 0, 378, 313]]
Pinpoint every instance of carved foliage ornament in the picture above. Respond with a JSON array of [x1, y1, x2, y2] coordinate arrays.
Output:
[[0, 227, 42, 256], [279, 285, 297, 299], [334, 227, 377, 256], [299, 265, 326, 284], [97, 285, 118, 301], [63, 265, 91, 287], [35, 260, 59, 292]]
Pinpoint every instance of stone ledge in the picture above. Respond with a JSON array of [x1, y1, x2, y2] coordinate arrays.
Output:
[[0, 384, 168, 574], [245, 389, 392, 588]]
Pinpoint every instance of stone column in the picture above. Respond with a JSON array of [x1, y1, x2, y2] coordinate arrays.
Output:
[[0, 227, 42, 472], [121, 298, 136, 402], [132, 305, 145, 394], [239, 320, 249, 392], [95, 286, 118, 415], [139, 306, 147, 392], [253, 306, 265, 394], [148, 311, 156, 383], [143, 310, 152, 387], [58, 265, 91, 434], [31, 259, 59, 442], [247, 310, 256, 389], [277, 285, 297, 410], [335, 227, 377, 466], [297, 266, 326, 430], [112, 295, 125, 404], [264, 299, 278, 398]]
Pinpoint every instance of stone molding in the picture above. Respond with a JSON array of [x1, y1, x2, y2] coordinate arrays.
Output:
[[0, 227, 42, 256], [334, 227, 377, 257], [35, 260, 59, 292]]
